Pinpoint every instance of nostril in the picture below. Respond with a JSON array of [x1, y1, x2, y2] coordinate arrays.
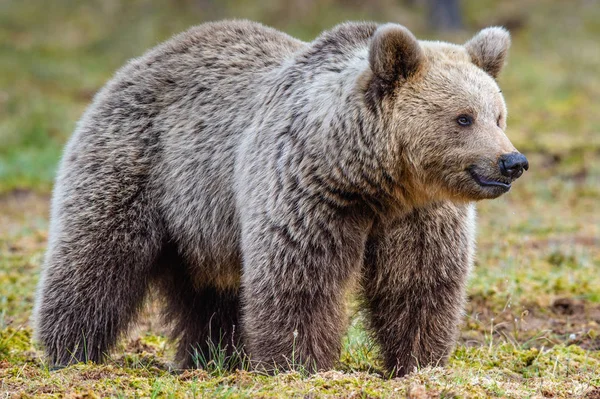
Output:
[[512, 168, 524, 179]]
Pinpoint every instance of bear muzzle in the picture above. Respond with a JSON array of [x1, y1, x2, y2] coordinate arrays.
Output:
[[466, 152, 528, 197]]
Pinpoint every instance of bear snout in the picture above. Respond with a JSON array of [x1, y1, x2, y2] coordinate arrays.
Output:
[[498, 152, 529, 180]]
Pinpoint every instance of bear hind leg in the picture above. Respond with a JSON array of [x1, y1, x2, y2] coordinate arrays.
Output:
[[156, 249, 242, 370], [33, 197, 164, 367]]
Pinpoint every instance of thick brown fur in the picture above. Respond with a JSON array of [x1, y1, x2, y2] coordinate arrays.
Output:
[[33, 20, 526, 376]]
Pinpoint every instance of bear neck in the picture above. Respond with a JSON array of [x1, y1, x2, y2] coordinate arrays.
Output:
[[259, 24, 429, 216]]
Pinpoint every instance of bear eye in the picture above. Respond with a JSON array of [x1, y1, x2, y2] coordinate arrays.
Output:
[[456, 115, 473, 127], [497, 115, 502, 127]]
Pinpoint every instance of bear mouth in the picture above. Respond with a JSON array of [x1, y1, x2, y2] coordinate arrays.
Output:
[[468, 168, 511, 191]]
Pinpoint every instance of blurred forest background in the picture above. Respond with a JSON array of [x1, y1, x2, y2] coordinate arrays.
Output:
[[1, 0, 599, 397]]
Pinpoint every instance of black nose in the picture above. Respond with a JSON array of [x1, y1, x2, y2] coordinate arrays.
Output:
[[499, 153, 529, 179]]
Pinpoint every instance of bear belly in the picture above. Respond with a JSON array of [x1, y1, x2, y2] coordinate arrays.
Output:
[[160, 187, 243, 292]]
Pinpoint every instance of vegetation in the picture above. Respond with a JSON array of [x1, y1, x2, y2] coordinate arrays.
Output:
[[1, 0, 599, 397]]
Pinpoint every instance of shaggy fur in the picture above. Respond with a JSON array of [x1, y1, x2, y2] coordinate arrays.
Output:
[[33, 20, 526, 376]]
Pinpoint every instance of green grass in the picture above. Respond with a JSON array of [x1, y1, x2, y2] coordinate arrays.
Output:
[[1, 0, 599, 397]]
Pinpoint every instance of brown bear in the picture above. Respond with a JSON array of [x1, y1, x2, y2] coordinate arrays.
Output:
[[33, 20, 528, 376]]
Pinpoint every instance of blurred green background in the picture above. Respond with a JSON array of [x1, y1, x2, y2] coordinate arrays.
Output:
[[0, 0, 599, 193]]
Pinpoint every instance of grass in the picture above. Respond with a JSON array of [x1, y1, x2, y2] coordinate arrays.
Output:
[[1, 0, 599, 397]]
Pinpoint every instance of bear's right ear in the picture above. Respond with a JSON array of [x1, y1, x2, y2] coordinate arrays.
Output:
[[369, 24, 424, 83]]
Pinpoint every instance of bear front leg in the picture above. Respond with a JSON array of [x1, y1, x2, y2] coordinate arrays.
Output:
[[362, 202, 476, 377], [240, 203, 372, 373]]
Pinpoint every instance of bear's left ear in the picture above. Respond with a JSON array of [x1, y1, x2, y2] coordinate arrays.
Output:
[[369, 24, 424, 83], [465, 27, 511, 79]]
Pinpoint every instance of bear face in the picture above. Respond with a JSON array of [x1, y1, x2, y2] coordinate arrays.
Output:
[[367, 25, 528, 204]]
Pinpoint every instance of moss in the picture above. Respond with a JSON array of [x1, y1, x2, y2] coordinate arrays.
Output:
[[0, 327, 34, 362]]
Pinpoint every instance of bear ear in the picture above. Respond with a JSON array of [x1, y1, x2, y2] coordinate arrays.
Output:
[[465, 27, 511, 79], [369, 24, 424, 83]]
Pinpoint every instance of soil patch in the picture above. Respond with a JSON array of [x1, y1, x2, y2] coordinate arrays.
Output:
[[462, 295, 600, 350]]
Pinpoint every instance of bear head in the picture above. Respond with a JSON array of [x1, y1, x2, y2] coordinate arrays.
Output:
[[366, 24, 528, 204]]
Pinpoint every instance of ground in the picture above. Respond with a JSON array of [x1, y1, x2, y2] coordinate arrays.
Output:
[[1, 0, 599, 397]]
